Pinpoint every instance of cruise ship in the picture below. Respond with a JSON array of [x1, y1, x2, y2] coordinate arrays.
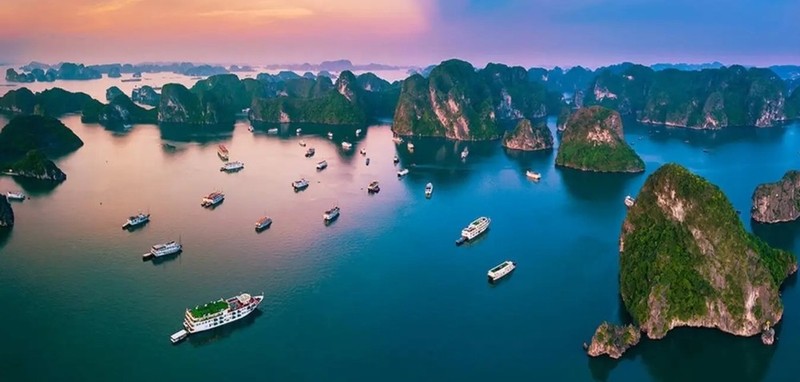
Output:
[[267, 128, 278, 134], [341, 142, 353, 150], [201, 192, 225, 207], [393, 155, 399, 164], [407, 142, 415, 151], [526, 170, 541, 181], [360, 148, 367, 155], [456, 216, 491, 245], [255, 216, 273, 231], [305, 147, 315, 157], [367, 181, 380, 193], [323, 206, 340, 222], [122, 212, 150, 229], [292, 178, 309, 191], [220, 161, 244, 172], [355, 128, 362, 136], [397, 168, 409, 177], [461, 147, 469, 160], [425, 183, 433, 198], [143, 240, 182, 260], [5, 191, 25, 201], [299, 140, 306, 147], [624, 195, 636, 208], [316, 160, 328, 170], [488, 261, 516, 283], [177, 293, 264, 338], [217, 145, 229, 161], [327, 132, 333, 139]]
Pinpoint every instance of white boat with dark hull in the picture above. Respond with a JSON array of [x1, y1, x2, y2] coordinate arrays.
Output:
[[327, 132, 334, 139], [255, 216, 273, 231], [367, 181, 380, 193], [201, 192, 225, 207], [461, 147, 469, 160], [425, 183, 433, 198], [267, 128, 279, 135], [397, 168, 409, 177], [217, 145, 229, 161], [177, 293, 264, 338], [355, 128, 362, 136], [488, 261, 516, 283], [299, 140, 307, 147], [305, 147, 315, 157], [456, 216, 491, 245], [316, 160, 328, 170], [143, 240, 182, 260], [220, 161, 244, 172], [122, 212, 150, 229], [526, 170, 541, 181], [624, 195, 635, 208], [296, 128, 302, 135], [323, 206, 340, 222], [360, 148, 367, 156], [292, 178, 309, 191], [5, 191, 26, 201], [341, 142, 353, 150], [393, 155, 399, 164], [407, 142, 415, 151]]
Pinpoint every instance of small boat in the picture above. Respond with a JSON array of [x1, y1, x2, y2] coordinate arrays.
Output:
[[366, 158, 370, 166], [360, 148, 367, 155], [341, 142, 353, 150], [488, 261, 516, 283], [292, 178, 309, 191], [393, 155, 399, 164], [305, 147, 316, 157], [461, 148, 469, 160], [316, 160, 328, 170], [267, 128, 279, 135], [296, 128, 302, 135], [220, 161, 244, 172], [201, 192, 225, 207], [407, 142, 415, 151], [526, 170, 541, 181], [323, 206, 340, 222], [170, 329, 188, 344], [355, 129, 362, 136], [392, 136, 404, 144], [122, 212, 150, 229], [397, 168, 409, 177], [299, 140, 306, 147], [624, 195, 636, 208], [457, 216, 491, 245], [247, 126, 254, 132], [425, 183, 433, 198], [122, 123, 132, 129], [327, 132, 333, 139], [367, 181, 380, 193], [255, 216, 273, 231], [143, 240, 182, 260], [5, 191, 25, 201], [217, 144, 229, 161], [121, 78, 142, 82]]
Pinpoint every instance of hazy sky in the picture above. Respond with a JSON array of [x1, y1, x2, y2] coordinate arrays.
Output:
[[1, 0, 797, 68]]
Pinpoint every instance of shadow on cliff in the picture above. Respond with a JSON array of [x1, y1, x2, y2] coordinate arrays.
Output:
[[558, 167, 641, 203], [12, 176, 60, 194], [159, 122, 235, 143], [187, 309, 263, 348], [502, 147, 555, 173], [751, 219, 800, 253]]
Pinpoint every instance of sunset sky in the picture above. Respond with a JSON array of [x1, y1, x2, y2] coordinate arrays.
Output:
[[0, 0, 797, 68]]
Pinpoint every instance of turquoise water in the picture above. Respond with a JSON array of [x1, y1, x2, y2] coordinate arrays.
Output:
[[1, 83, 800, 381]]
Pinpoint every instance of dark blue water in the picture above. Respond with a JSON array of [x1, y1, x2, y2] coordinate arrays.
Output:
[[1, 106, 799, 381]]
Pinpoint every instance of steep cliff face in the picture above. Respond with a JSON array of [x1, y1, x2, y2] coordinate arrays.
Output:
[[555, 106, 644, 172], [0, 87, 95, 117], [106, 86, 124, 102], [131, 85, 161, 106], [392, 59, 560, 141], [0, 115, 84, 161], [83, 94, 157, 125], [0, 197, 13, 228], [158, 74, 250, 125], [751, 170, 800, 223], [501, 119, 553, 151], [586, 322, 640, 359], [10, 150, 67, 182], [619, 164, 797, 340], [157, 84, 207, 124], [586, 65, 790, 128]]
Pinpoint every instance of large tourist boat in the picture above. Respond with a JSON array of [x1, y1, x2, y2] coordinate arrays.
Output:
[[526, 170, 541, 181], [5, 191, 26, 201], [488, 261, 516, 283], [220, 161, 244, 172], [171, 293, 264, 342], [461, 147, 469, 160], [292, 178, 309, 191], [122, 212, 150, 229], [201, 191, 225, 207], [456, 216, 491, 245], [323, 206, 340, 222], [316, 160, 328, 170], [255, 216, 273, 231], [217, 145, 229, 161], [143, 240, 182, 260], [367, 181, 380, 193], [624, 195, 636, 208], [425, 183, 433, 198], [305, 147, 315, 157]]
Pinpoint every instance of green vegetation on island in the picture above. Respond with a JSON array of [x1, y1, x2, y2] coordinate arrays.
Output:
[[0, 114, 84, 161], [9, 150, 67, 182], [555, 106, 644, 172], [82, 94, 158, 125], [586, 322, 640, 359], [619, 164, 796, 340], [0, 87, 95, 117], [751, 170, 800, 223], [501, 118, 553, 151]]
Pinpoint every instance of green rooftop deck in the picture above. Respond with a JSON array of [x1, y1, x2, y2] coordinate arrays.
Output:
[[189, 300, 228, 319]]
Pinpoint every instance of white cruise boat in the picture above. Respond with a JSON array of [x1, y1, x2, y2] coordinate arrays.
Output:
[[201, 191, 225, 207], [5, 191, 25, 201], [255, 216, 272, 231], [367, 181, 380, 193], [305, 147, 315, 157], [488, 261, 516, 283], [323, 206, 340, 222], [316, 160, 328, 170], [392, 136, 404, 144], [461, 147, 469, 160], [143, 240, 182, 260], [299, 140, 306, 147], [393, 155, 399, 164], [220, 161, 244, 172], [217, 144, 229, 161], [457, 216, 491, 245], [341, 142, 353, 150], [181, 293, 263, 334], [292, 178, 309, 190], [122, 212, 150, 229], [267, 128, 279, 134], [397, 168, 409, 177], [296, 128, 302, 135], [355, 128, 362, 136], [360, 148, 367, 155], [327, 132, 334, 139], [624, 195, 636, 208], [526, 170, 541, 181], [407, 142, 415, 151], [425, 183, 433, 198], [247, 125, 254, 132]]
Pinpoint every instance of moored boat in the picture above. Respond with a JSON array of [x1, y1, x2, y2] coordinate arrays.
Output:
[[367, 181, 380, 193], [220, 161, 244, 172], [323, 206, 340, 222], [456, 216, 491, 245], [407, 142, 415, 151], [461, 147, 469, 160], [425, 183, 433, 198], [5, 191, 26, 201], [366, 157, 370, 166], [179, 293, 263, 335], [624, 195, 636, 208], [488, 261, 516, 283], [292, 178, 309, 191], [255, 216, 273, 231], [360, 148, 367, 155], [299, 140, 306, 147], [217, 144, 229, 161], [355, 128, 362, 136], [296, 128, 302, 135], [392, 135, 404, 144], [397, 168, 409, 177], [526, 170, 541, 181], [201, 191, 225, 207], [341, 142, 353, 150], [122, 212, 150, 229], [393, 155, 399, 164], [305, 147, 315, 157], [316, 160, 328, 170], [267, 128, 278, 134], [143, 240, 182, 260], [327, 132, 333, 139]]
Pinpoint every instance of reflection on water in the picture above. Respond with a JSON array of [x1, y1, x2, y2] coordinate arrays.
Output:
[[752, 220, 800, 251], [0, 229, 10, 251], [187, 309, 263, 347], [159, 122, 235, 143], [10, 176, 60, 195], [502, 147, 555, 172], [559, 167, 641, 202]]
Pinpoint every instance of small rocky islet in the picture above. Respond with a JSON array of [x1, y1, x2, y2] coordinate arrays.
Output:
[[556, 106, 644, 173], [751, 170, 800, 224]]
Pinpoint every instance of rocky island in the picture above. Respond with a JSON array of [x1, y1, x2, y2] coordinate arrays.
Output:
[[501, 118, 553, 151], [0, 196, 13, 228], [83, 94, 158, 125], [6, 62, 101, 83], [0, 87, 96, 117], [585, 322, 640, 359], [555, 106, 644, 172], [0, 115, 83, 181], [751, 170, 800, 223], [9, 150, 67, 182], [132, 86, 160, 106], [588, 164, 798, 358]]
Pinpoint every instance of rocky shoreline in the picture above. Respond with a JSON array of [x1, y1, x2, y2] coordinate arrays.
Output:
[[751, 170, 800, 223]]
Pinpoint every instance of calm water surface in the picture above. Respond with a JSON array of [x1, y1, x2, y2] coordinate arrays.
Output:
[[1, 78, 800, 381]]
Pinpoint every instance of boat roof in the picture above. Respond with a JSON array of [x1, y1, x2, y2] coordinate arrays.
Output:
[[489, 261, 512, 272]]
